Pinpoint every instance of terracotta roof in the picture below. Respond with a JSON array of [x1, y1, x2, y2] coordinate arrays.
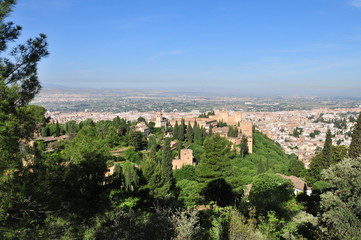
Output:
[[276, 173, 311, 190]]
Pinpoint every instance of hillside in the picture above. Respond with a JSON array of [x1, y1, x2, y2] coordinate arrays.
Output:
[[233, 130, 295, 184]]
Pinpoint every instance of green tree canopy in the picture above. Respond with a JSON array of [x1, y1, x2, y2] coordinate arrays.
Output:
[[349, 112, 361, 159], [196, 134, 233, 185], [319, 157, 361, 239], [249, 173, 293, 216]]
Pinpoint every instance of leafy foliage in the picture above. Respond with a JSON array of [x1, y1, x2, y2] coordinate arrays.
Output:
[[349, 112, 361, 159], [249, 173, 294, 216], [233, 130, 295, 184], [319, 157, 361, 239]]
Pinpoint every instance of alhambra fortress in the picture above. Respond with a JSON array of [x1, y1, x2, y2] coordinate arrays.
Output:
[[153, 110, 254, 170], [37, 110, 253, 173]]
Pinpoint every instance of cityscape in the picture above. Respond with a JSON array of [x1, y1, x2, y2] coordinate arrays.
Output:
[[35, 88, 361, 167], [2, 0, 361, 239]]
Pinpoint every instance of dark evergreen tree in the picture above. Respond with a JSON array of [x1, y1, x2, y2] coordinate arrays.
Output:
[[142, 157, 170, 198], [227, 126, 238, 137], [194, 123, 202, 145], [41, 125, 50, 137], [0, 0, 48, 172], [240, 136, 249, 158], [288, 156, 304, 176], [128, 131, 144, 150], [121, 161, 139, 192], [266, 157, 270, 171], [307, 129, 340, 184], [249, 173, 293, 216], [349, 112, 361, 159], [55, 120, 60, 137], [322, 129, 333, 168], [186, 122, 193, 143], [162, 138, 173, 184], [140, 139, 173, 199], [202, 178, 235, 207], [257, 159, 265, 174], [177, 142, 182, 158], [179, 119, 185, 141], [173, 121, 179, 140], [201, 126, 207, 140], [193, 120, 197, 128], [196, 134, 233, 184], [208, 126, 213, 136]]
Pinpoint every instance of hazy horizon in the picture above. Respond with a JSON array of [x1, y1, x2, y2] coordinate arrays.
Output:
[[9, 0, 361, 97]]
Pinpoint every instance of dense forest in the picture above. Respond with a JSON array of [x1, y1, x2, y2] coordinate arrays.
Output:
[[1, 1, 361, 239]]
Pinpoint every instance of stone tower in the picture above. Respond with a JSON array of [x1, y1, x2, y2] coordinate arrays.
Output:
[[155, 111, 163, 128], [220, 110, 229, 123], [172, 149, 194, 170], [235, 112, 242, 123]]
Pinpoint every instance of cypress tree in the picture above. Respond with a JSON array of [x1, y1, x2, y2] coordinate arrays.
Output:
[[193, 120, 198, 129], [322, 129, 333, 168], [40, 126, 49, 137], [266, 158, 270, 171], [349, 112, 361, 159], [173, 121, 179, 139], [162, 138, 173, 183], [177, 142, 182, 158], [46, 126, 50, 137], [227, 126, 233, 137], [179, 119, 185, 141], [148, 136, 158, 161], [208, 126, 213, 136], [55, 120, 60, 137], [194, 124, 202, 145], [240, 136, 249, 158], [307, 129, 334, 184], [257, 159, 265, 174], [186, 122, 194, 143]]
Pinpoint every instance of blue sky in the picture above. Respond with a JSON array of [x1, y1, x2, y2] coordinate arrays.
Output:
[[7, 0, 361, 96]]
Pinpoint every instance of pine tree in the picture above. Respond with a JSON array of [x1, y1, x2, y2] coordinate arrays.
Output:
[[349, 112, 361, 159], [0, 0, 48, 171], [196, 134, 233, 184], [142, 157, 170, 198], [208, 126, 213, 136]]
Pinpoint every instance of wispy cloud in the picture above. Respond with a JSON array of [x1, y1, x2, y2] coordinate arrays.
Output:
[[349, 0, 361, 8], [150, 50, 185, 59]]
